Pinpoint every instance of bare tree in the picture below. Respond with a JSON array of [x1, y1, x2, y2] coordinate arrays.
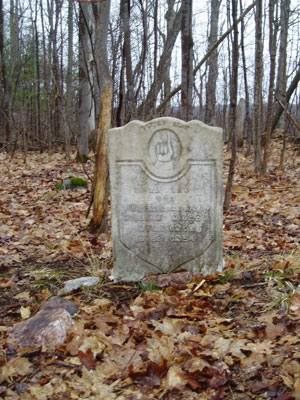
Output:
[[224, 0, 239, 212], [261, 0, 279, 174], [239, 0, 251, 152], [205, 0, 221, 125], [77, 4, 92, 162], [120, 0, 136, 120], [139, 3, 183, 119], [90, 0, 113, 233], [0, 0, 9, 148], [253, 0, 263, 172], [156, 1, 257, 115], [181, 0, 193, 121], [276, 0, 290, 170]]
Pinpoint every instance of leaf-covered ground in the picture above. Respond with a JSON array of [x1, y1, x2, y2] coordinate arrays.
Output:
[[0, 136, 300, 399]]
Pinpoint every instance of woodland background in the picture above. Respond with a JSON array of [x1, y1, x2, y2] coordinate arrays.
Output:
[[1, 1, 300, 398], [1, 0, 300, 162]]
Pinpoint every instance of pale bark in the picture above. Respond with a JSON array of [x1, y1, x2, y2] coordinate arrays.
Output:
[[90, 0, 112, 233], [90, 83, 112, 233]]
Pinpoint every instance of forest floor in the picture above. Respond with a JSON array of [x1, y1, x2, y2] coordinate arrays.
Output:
[[0, 134, 300, 399]]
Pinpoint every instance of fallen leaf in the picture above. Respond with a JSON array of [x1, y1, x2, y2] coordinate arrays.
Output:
[[20, 306, 31, 319]]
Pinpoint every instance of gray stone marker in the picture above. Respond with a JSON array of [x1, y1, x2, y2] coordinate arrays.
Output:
[[108, 117, 223, 282]]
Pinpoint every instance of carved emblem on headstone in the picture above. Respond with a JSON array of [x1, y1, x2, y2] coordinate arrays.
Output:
[[149, 129, 181, 164]]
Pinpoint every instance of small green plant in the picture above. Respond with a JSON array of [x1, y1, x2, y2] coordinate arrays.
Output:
[[265, 269, 297, 311], [30, 268, 65, 289], [137, 281, 159, 291], [55, 177, 88, 189], [218, 269, 235, 284]]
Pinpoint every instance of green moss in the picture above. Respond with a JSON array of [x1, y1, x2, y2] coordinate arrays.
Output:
[[55, 177, 88, 190], [69, 177, 88, 187], [137, 281, 159, 291]]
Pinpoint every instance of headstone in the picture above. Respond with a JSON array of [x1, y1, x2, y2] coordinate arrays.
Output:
[[236, 98, 246, 147], [108, 117, 223, 282]]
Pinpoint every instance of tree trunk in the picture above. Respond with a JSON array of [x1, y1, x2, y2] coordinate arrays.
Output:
[[253, 0, 263, 172], [261, 0, 278, 174], [90, 0, 112, 233], [275, 0, 290, 115], [205, 0, 221, 125], [161, 0, 176, 115], [77, 4, 92, 162], [120, 0, 136, 120], [224, 0, 239, 212], [140, 4, 182, 119], [271, 65, 300, 132], [181, 0, 193, 121], [156, 0, 256, 116], [65, 0, 74, 146], [90, 83, 112, 233], [239, 0, 251, 152], [0, 0, 10, 149]]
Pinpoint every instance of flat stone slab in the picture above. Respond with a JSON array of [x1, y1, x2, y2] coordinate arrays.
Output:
[[61, 277, 100, 293], [108, 117, 223, 282]]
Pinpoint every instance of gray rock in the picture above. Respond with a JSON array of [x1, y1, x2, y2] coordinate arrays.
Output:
[[8, 308, 73, 348], [108, 117, 223, 282], [61, 179, 73, 189], [61, 277, 100, 293]]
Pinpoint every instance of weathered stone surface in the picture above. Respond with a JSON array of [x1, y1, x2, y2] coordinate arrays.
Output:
[[236, 98, 246, 147], [61, 277, 100, 293], [8, 308, 73, 348], [108, 117, 223, 282]]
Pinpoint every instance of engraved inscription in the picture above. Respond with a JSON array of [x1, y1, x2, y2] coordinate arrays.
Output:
[[117, 161, 216, 273]]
